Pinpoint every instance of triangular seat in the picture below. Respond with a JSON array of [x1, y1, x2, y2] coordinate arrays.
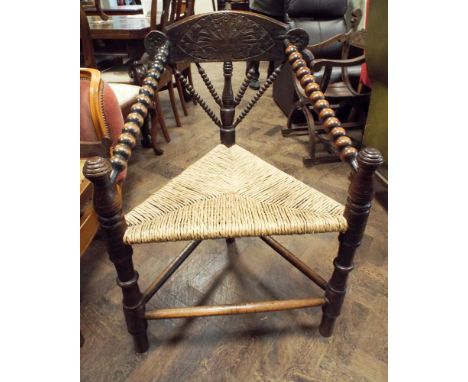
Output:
[[124, 144, 348, 244]]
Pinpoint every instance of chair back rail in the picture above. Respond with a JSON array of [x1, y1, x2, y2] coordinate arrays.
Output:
[[164, 11, 289, 63]]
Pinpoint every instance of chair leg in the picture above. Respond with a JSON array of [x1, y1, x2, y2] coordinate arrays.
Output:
[[140, 114, 152, 148], [167, 80, 182, 127], [226, 238, 235, 244], [302, 105, 318, 165], [175, 77, 189, 116], [154, 93, 171, 143], [149, 108, 164, 155], [83, 158, 149, 353], [319, 148, 383, 337], [281, 101, 308, 137]]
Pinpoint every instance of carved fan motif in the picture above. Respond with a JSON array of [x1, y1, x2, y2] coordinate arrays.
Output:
[[178, 13, 274, 61]]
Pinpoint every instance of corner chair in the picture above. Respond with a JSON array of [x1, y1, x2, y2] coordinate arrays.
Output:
[[83, 11, 383, 353]]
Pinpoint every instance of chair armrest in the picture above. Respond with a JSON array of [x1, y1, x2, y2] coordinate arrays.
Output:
[[109, 37, 170, 184], [311, 55, 365, 72], [285, 42, 366, 168], [307, 32, 351, 52]]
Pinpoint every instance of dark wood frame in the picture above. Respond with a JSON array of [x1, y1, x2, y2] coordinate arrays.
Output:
[[84, 11, 383, 353]]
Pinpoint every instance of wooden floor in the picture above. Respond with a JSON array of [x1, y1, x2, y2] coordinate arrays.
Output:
[[80, 62, 388, 382]]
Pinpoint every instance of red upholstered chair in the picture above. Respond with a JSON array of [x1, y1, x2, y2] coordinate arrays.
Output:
[[80, 69, 124, 147], [80, 68, 127, 255], [79, 3, 171, 155]]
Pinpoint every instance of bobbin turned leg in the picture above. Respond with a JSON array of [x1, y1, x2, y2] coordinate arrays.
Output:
[[84, 157, 149, 353], [319, 148, 383, 337]]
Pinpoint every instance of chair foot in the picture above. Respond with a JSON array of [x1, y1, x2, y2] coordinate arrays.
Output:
[[226, 238, 235, 244], [152, 145, 164, 156], [132, 332, 149, 353], [318, 314, 335, 337]]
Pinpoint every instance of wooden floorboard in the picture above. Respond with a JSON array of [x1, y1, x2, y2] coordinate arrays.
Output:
[[80, 62, 388, 382]]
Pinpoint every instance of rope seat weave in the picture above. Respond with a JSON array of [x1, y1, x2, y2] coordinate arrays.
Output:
[[124, 144, 347, 244]]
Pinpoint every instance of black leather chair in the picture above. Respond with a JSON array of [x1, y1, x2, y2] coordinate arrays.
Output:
[[273, 0, 368, 166]]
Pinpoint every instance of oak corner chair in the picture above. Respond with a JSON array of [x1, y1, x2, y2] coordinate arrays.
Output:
[[83, 11, 384, 353]]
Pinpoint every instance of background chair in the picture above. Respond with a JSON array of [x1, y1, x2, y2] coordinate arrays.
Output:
[[80, 3, 180, 154], [273, 0, 368, 165], [83, 11, 383, 354], [80, 68, 127, 255]]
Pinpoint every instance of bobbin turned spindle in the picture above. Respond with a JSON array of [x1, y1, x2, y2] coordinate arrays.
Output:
[[220, 61, 236, 146], [82, 19, 385, 356], [110, 50, 169, 180], [284, 43, 359, 164], [284, 42, 383, 337]]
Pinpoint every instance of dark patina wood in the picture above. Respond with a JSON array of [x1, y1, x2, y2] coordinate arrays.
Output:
[[164, 11, 289, 63], [83, 157, 148, 353], [80, 5, 97, 68], [84, 11, 384, 353], [146, 12, 290, 146], [220, 61, 235, 145], [319, 148, 383, 336]]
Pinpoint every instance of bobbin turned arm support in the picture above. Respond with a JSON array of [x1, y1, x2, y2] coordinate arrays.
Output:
[[284, 42, 378, 170], [109, 42, 170, 183]]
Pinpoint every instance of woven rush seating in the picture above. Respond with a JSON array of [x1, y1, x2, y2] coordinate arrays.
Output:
[[124, 144, 347, 244]]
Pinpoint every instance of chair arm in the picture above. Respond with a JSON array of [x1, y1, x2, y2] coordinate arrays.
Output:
[[284, 43, 365, 168], [311, 55, 365, 72], [307, 31, 351, 52], [109, 41, 169, 184]]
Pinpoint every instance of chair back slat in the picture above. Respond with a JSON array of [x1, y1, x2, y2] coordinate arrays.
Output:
[[164, 11, 289, 63], [160, 0, 195, 30]]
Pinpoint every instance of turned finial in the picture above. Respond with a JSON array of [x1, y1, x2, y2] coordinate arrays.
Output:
[[357, 148, 384, 171], [83, 156, 112, 185]]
